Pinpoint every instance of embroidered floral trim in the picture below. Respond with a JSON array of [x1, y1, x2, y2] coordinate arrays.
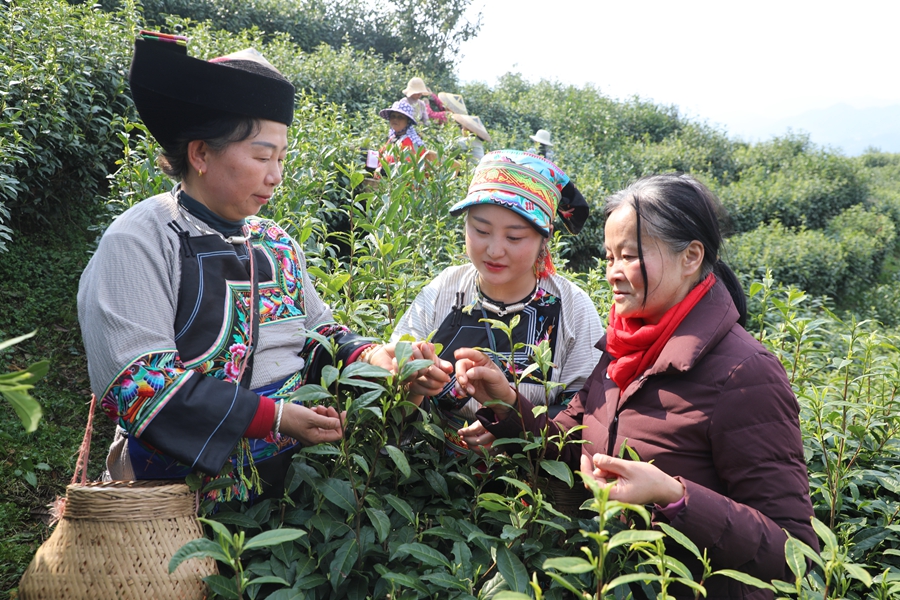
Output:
[[102, 351, 193, 436]]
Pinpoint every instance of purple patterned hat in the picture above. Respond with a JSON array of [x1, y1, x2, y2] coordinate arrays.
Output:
[[379, 99, 417, 125]]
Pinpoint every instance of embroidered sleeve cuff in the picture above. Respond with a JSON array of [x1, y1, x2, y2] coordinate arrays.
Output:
[[244, 395, 276, 438], [347, 343, 375, 364]]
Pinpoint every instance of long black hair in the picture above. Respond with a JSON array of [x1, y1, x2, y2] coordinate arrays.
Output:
[[604, 173, 747, 327]]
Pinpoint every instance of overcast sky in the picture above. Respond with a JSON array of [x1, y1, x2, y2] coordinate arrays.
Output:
[[455, 0, 899, 142]]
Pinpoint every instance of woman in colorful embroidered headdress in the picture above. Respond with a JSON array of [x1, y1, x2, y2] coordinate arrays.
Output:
[[78, 32, 445, 501], [390, 150, 601, 456], [454, 174, 817, 597]]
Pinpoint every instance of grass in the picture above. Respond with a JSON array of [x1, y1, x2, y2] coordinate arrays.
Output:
[[0, 220, 111, 597]]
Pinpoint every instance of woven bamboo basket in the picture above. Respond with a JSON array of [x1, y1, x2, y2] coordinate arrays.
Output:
[[18, 480, 216, 599]]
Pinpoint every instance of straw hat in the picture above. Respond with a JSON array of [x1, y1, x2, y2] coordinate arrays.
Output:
[[378, 99, 417, 125], [529, 129, 554, 146], [452, 113, 491, 142], [438, 92, 468, 115], [128, 31, 295, 154], [403, 77, 430, 97]]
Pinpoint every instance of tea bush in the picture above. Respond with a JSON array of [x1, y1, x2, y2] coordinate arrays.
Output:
[[825, 204, 896, 303], [728, 222, 844, 299], [859, 150, 900, 251], [0, 0, 136, 235], [89, 0, 478, 79], [629, 122, 739, 184], [728, 206, 895, 306], [94, 110, 900, 596], [163, 196, 900, 599], [101, 0, 342, 51], [460, 75, 689, 161], [856, 275, 900, 329], [719, 137, 868, 233]]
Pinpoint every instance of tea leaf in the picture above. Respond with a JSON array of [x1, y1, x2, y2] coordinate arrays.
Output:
[[607, 529, 665, 551], [319, 477, 357, 513], [384, 494, 416, 524], [204, 574, 242, 599], [495, 545, 528, 592], [244, 528, 306, 550], [539, 459, 573, 487], [712, 569, 776, 591], [169, 538, 229, 572], [421, 571, 469, 591], [329, 537, 359, 590], [658, 522, 701, 559], [397, 542, 452, 568], [383, 444, 411, 479], [365, 507, 391, 543], [543, 556, 594, 574]]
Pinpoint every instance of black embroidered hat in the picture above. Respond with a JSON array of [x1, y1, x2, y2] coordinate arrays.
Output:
[[128, 31, 296, 153]]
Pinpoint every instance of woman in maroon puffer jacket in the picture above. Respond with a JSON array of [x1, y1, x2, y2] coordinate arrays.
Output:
[[453, 173, 817, 599]]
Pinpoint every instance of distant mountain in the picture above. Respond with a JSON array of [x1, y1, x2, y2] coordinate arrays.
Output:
[[725, 104, 900, 156]]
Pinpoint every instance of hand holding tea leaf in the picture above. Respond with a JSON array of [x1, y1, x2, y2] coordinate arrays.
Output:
[[580, 452, 685, 507], [452, 347, 517, 411], [457, 420, 496, 452], [281, 403, 346, 445]]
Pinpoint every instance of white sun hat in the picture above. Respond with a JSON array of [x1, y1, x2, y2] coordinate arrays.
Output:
[[529, 129, 554, 146], [403, 77, 430, 97]]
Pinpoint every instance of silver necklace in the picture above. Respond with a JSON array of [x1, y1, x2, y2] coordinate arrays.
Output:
[[475, 279, 541, 317], [176, 197, 249, 245]]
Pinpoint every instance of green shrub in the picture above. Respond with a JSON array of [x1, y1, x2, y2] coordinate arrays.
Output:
[[826, 204, 896, 304], [462, 76, 688, 161], [91, 0, 479, 79], [719, 136, 868, 233], [858, 152, 900, 249], [629, 122, 738, 183], [728, 221, 845, 299], [285, 44, 413, 115], [0, 0, 136, 237], [116, 0, 341, 51], [729, 204, 893, 306], [855, 274, 900, 329], [732, 132, 813, 173]]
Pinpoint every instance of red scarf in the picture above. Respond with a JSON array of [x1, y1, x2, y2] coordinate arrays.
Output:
[[606, 273, 716, 392]]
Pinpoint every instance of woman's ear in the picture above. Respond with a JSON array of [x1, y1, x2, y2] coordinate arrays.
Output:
[[187, 140, 210, 176], [682, 240, 705, 276]]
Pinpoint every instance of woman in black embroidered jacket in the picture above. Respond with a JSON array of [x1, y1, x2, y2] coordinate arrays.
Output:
[[78, 32, 444, 500]]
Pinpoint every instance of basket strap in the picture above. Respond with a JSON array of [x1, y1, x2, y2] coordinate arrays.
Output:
[[70, 394, 96, 486]]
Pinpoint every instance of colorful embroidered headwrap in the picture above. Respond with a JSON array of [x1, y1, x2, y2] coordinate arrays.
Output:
[[450, 150, 590, 277]]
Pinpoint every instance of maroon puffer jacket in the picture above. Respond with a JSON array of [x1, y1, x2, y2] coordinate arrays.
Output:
[[479, 281, 817, 599]]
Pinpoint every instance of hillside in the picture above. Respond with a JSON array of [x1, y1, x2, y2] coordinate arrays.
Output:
[[3, 0, 900, 598]]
